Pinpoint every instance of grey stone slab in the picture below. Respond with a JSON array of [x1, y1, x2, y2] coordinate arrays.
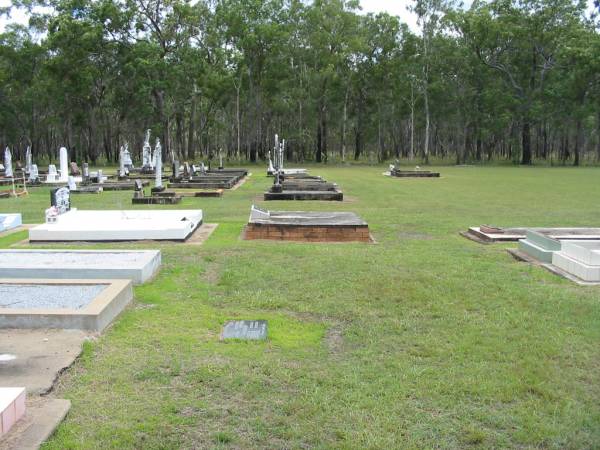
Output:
[[250, 210, 366, 227], [525, 230, 561, 250], [0, 283, 108, 309], [0, 250, 161, 285], [221, 320, 268, 340]]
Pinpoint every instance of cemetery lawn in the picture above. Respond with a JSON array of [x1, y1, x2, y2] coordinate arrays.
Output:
[[2, 165, 600, 449]]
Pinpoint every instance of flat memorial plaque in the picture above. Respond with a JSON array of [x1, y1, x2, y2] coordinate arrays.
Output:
[[221, 320, 268, 340]]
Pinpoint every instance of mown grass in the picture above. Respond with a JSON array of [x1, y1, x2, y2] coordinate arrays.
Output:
[[2, 165, 600, 448]]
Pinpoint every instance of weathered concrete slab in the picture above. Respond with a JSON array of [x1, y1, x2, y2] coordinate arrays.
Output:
[[0, 328, 87, 394], [264, 190, 343, 201], [464, 226, 600, 243], [0, 250, 161, 285]]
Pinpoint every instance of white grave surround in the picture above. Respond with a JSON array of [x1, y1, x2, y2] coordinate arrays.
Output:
[[29, 209, 203, 241], [0, 214, 22, 233], [552, 240, 600, 281], [0, 250, 161, 285], [0, 387, 26, 436]]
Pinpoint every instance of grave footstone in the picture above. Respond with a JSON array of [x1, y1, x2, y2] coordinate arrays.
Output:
[[221, 320, 268, 340]]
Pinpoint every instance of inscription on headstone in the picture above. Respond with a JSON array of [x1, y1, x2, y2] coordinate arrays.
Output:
[[51, 186, 71, 214], [221, 320, 268, 340]]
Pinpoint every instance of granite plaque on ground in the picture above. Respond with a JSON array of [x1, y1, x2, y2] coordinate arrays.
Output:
[[221, 320, 268, 340]]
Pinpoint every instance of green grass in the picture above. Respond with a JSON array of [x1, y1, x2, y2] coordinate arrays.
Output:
[[3, 165, 600, 448]]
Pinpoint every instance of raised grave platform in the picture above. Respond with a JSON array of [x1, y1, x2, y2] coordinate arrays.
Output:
[[552, 241, 600, 282], [0, 387, 26, 437], [518, 230, 562, 263], [463, 226, 600, 243], [264, 190, 343, 201], [390, 169, 440, 178], [244, 206, 369, 242], [0, 250, 160, 285], [0, 278, 133, 331], [0, 214, 21, 233], [29, 209, 202, 242]]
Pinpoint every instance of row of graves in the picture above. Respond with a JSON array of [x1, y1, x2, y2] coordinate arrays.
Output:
[[0, 184, 211, 446], [255, 136, 370, 242], [265, 135, 343, 201], [462, 225, 600, 285]]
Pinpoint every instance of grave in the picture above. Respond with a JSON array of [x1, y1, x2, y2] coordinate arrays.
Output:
[[244, 205, 370, 242], [0, 214, 22, 233], [221, 320, 268, 340], [68, 176, 102, 194], [3, 148, 13, 179], [30, 209, 202, 241], [387, 163, 440, 178], [517, 230, 562, 263], [0, 250, 161, 285], [552, 241, 600, 282], [266, 134, 306, 176], [264, 174, 343, 201], [0, 278, 133, 331], [132, 141, 183, 204], [463, 225, 600, 243], [0, 387, 26, 437]]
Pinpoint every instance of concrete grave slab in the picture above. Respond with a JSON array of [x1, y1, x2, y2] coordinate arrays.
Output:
[[29, 209, 203, 242], [518, 230, 562, 263], [0, 250, 160, 285], [0, 278, 133, 331], [0, 329, 87, 394], [244, 206, 370, 242], [463, 226, 600, 243]]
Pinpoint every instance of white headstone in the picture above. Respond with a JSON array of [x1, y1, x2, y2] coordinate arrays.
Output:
[[59, 147, 68, 182], [119, 146, 126, 177], [122, 142, 133, 168], [154, 139, 162, 188], [4, 147, 13, 178], [98, 169, 104, 184], [68, 176, 77, 191], [142, 129, 153, 168], [25, 146, 32, 173], [29, 164, 39, 182]]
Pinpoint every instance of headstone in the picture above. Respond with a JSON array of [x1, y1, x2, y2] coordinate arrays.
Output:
[[183, 162, 190, 179], [133, 179, 144, 198], [4, 147, 13, 178], [50, 186, 71, 215], [46, 165, 58, 182], [122, 142, 133, 169], [200, 162, 206, 174], [25, 146, 32, 174], [70, 161, 80, 176], [119, 146, 129, 177], [172, 160, 180, 179], [142, 129, 153, 169], [154, 139, 163, 189], [67, 176, 77, 191], [97, 169, 104, 184], [221, 320, 268, 340], [29, 164, 39, 183], [82, 163, 90, 184], [59, 147, 69, 182], [218, 149, 223, 170]]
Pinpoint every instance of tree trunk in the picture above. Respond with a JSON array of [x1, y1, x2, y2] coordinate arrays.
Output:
[[521, 121, 532, 165]]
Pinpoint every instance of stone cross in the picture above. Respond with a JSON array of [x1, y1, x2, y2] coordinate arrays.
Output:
[[4, 147, 13, 178], [154, 139, 162, 189]]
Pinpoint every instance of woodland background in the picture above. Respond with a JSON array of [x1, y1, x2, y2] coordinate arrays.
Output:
[[1, 0, 600, 165]]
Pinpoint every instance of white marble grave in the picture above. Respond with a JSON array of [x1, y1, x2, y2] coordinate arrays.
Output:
[[29, 209, 203, 241], [552, 241, 600, 281]]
